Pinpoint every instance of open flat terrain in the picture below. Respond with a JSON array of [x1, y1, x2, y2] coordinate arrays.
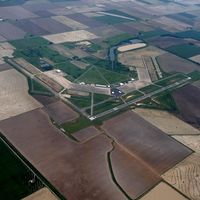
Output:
[[134, 108, 200, 135], [22, 188, 58, 200], [163, 152, 200, 200], [102, 111, 192, 174], [172, 85, 200, 128], [0, 69, 41, 121], [73, 126, 101, 143], [139, 182, 188, 200], [43, 30, 98, 44], [0, 109, 128, 200], [44, 100, 79, 124], [157, 53, 200, 73]]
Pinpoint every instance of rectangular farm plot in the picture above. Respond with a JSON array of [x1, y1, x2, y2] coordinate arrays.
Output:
[[139, 182, 188, 200], [52, 16, 89, 30], [0, 109, 127, 200], [134, 108, 200, 135], [44, 100, 79, 124], [31, 18, 71, 34], [73, 126, 102, 143], [0, 6, 37, 20], [102, 111, 192, 174], [0, 22, 26, 40], [0, 69, 41, 121], [111, 144, 161, 199], [14, 19, 50, 36], [43, 30, 98, 44]]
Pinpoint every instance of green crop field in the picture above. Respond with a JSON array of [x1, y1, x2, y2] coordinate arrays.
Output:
[[104, 33, 134, 46], [139, 29, 169, 39], [167, 44, 200, 58], [0, 138, 43, 200], [173, 30, 200, 41]]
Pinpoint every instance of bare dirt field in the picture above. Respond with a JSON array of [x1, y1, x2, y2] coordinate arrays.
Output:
[[31, 18, 71, 34], [0, 6, 37, 20], [162, 153, 200, 200], [157, 53, 200, 73], [0, 63, 12, 72], [111, 143, 161, 199], [43, 30, 98, 44], [118, 43, 146, 52], [36, 73, 63, 92], [32, 95, 58, 106], [172, 85, 200, 128], [147, 36, 187, 49], [102, 111, 192, 174], [44, 100, 79, 124], [190, 54, 200, 64], [0, 42, 15, 64], [0, 69, 41, 121], [13, 58, 41, 75], [0, 22, 26, 40], [151, 16, 191, 32], [69, 13, 104, 28], [118, 46, 165, 67], [0, 109, 127, 200], [134, 108, 200, 135], [14, 19, 49, 36], [139, 182, 188, 200], [22, 188, 58, 200], [52, 16, 88, 30], [73, 126, 102, 143]]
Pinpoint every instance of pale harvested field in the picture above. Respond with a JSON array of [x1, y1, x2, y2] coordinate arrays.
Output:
[[190, 54, 200, 64], [134, 108, 200, 135], [44, 70, 72, 89], [22, 188, 58, 200], [0, 42, 15, 64], [139, 182, 188, 200], [73, 126, 102, 143], [162, 153, 200, 200], [43, 30, 98, 44], [118, 46, 165, 67], [173, 135, 200, 153], [118, 43, 146, 52], [52, 16, 89, 30], [0, 69, 41, 121], [13, 58, 41, 75]]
